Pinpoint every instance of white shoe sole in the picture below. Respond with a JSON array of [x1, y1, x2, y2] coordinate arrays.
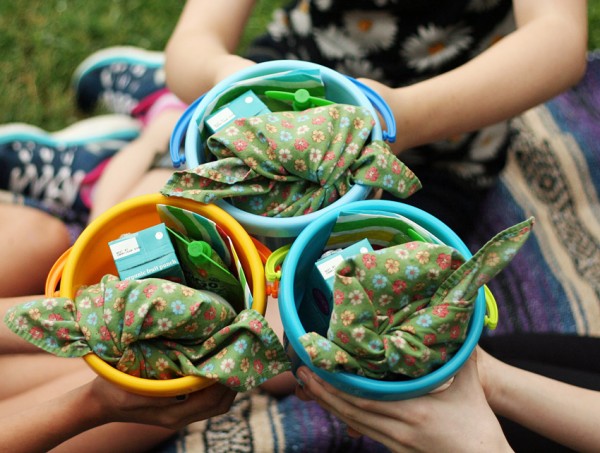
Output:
[[72, 46, 165, 86], [0, 114, 141, 145]]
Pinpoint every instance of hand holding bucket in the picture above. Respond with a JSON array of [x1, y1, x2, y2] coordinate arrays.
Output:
[[271, 200, 528, 401], [41, 194, 269, 397], [168, 60, 399, 248]]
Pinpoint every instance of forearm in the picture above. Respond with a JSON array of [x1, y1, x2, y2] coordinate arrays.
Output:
[[489, 360, 600, 452], [165, 0, 256, 103], [385, 2, 587, 153], [0, 383, 104, 453]]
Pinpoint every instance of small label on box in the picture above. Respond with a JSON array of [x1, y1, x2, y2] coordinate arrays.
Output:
[[317, 255, 345, 280], [205, 107, 235, 132], [109, 237, 140, 260], [204, 90, 270, 134], [316, 242, 372, 279], [126, 257, 181, 280]]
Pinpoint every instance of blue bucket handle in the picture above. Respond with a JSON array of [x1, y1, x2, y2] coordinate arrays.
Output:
[[346, 76, 397, 144], [169, 95, 204, 168], [170, 76, 397, 167]]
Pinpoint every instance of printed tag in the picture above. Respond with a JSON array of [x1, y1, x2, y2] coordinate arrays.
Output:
[[206, 107, 235, 132], [109, 237, 140, 260]]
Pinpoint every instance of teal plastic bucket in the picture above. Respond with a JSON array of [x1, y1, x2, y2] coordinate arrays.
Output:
[[277, 199, 490, 401], [170, 60, 396, 248]]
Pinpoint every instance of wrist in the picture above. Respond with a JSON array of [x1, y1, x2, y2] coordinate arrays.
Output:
[[476, 348, 505, 411], [75, 380, 112, 427]]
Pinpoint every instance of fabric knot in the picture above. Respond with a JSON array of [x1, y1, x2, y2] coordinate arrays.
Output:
[[162, 104, 421, 217], [4, 275, 290, 391], [299, 217, 534, 380]]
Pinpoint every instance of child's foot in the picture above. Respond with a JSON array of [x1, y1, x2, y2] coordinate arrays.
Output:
[[0, 114, 140, 221], [72, 46, 166, 115]]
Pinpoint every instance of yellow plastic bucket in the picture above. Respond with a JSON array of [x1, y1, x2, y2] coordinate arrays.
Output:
[[45, 193, 267, 396]]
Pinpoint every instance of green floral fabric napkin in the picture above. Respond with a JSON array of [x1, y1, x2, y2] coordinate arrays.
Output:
[[4, 275, 290, 391], [161, 104, 421, 217], [299, 218, 534, 379]]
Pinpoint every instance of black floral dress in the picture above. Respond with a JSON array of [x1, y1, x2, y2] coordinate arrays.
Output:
[[246, 0, 515, 192]]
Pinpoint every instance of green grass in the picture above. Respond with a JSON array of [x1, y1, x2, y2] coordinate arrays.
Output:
[[589, 1, 600, 52], [0, 0, 598, 130]]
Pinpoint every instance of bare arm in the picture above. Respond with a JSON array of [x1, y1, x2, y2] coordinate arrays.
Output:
[[296, 352, 513, 453], [298, 346, 600, 453], [364, 0, 588, 154], [0, 376, 236, 453], [478, 348, 600, 453], [165, 0, 257, 103], [1, 384, 102, 453]]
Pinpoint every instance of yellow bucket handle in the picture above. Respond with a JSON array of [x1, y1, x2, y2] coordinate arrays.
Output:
[[483, 285, 499, 330], [265, 245, 291, 298]]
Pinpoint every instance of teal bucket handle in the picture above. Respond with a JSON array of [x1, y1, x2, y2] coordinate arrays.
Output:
[[346, 76, 397, 144], [169, 95, 204, 168]]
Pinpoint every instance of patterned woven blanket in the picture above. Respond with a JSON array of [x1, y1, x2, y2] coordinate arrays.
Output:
[[472, 52, 600, 336], [159, 53, 600, 453]]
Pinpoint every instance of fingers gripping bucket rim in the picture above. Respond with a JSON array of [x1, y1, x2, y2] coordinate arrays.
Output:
[[171, 60, 396, 242], [278, 200, 489, 401], [46, 193, 267, 397]]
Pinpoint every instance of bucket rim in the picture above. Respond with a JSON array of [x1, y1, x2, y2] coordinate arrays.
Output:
[[52, 193, 268, 396], [183, 60, 380, 237], [278, 199, 486, 400]]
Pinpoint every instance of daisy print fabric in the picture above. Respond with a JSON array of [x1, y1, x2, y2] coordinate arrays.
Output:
[[162, 104, 421, 217], [252, 0, 515, 188], [265, 0, 514, 84], [299, 217, 534, 379], [4, 275, 290, 392]]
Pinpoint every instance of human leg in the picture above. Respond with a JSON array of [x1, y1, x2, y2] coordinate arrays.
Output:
[[0, 205, 70, 297], [0, 365, 175, 453], [0, 354, 87, 400], [0, 114, 142, 296], [0, 294, 92, 398], [0, 114, 140, 224], [90, 107, 184, 220], [72, 46, 166, 115]]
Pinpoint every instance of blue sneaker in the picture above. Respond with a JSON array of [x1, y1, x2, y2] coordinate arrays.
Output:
[[0, 114, 140, 222], [72, 46, 166, 115]]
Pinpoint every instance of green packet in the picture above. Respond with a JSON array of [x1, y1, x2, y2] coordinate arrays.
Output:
[[326, 210, 443, 250], [156, 204, 253, 310], [167, 228, 245, 313]]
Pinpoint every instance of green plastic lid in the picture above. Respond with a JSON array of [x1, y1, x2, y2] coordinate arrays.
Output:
[[188, 241, 211, 261]]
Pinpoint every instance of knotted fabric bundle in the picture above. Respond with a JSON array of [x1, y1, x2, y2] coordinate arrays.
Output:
[[299, 218, 534, 379], [162, 104, 421, 217], [4, 275, 290, 391]]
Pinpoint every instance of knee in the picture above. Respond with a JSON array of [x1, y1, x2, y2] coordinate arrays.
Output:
[[0, 206, 70, 296], [12, 208, 71, 256]]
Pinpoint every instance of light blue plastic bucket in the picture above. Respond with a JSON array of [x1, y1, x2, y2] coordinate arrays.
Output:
[[170, 60, 396, 248], [277, 199, 493, 401]]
